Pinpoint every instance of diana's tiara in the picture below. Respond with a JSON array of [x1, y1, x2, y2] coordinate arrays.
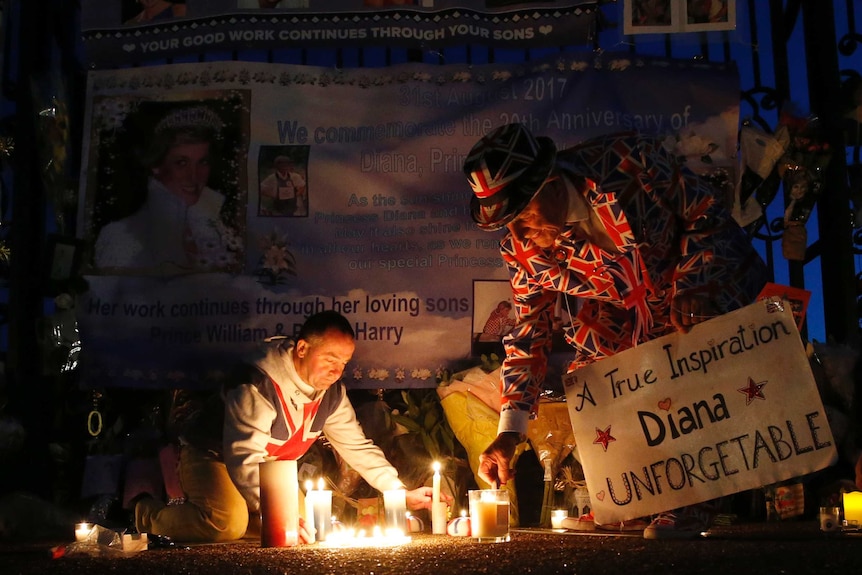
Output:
[[154, 106, 224, 133]]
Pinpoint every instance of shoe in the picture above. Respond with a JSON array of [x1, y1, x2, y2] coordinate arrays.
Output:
[[595, 516, 649, 532], [643, 505, 717, 540], [560, 512, 596, 531], [572, 511, 648, 532]]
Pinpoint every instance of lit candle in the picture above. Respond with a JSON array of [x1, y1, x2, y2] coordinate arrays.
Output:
[[312, 478, 332, 542], [551, 509, 568, 529], [75, 522, 93, 543], [432, 501, 448, 534], [431, 461, 446, 534], [383, 489, 408, 533], [432, 461, 441, 503], [843, 491, 862, 526], [304, 479, 317, 543], [259, 459, 299, 547], [469, 489, 510, 542]]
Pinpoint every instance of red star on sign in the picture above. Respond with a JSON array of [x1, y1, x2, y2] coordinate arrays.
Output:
[[738, 377, 767, 405], [593, 426, 616, 452]]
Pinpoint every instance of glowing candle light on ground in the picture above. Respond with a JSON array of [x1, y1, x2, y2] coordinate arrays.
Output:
[[321, 525, 411, 548]]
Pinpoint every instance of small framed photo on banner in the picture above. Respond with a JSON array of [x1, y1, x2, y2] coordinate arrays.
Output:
[[683, 0, 736, 32], [43, 234, 84, 295], [624, 1, 736, 35], [624, 0, 678, 35]]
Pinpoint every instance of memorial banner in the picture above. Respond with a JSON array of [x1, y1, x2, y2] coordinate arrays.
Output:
[[80, 0, 601, 67], [563, 299, 837, 525], [75, 54, 740, 390]]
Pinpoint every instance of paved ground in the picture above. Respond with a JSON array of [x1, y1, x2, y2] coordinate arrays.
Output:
[[3, 521, 862, 575]]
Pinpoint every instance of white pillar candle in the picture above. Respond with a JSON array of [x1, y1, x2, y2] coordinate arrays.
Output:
[[312, 478, 332, 542], [431, 461, 445, 534], [432, 501, 448, 534], [304, 479, 316, 543], [432, 461, 441, 503], [260, 459, 300, 547], [383, 489, 408, 533]]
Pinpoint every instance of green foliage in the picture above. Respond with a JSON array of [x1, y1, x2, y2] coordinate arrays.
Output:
[[390, 388, 455, 461], [437, 353, 502, 386], [479, 353, 502, 372]]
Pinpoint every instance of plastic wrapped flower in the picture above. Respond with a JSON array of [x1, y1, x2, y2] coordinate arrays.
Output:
[[256, 228, 297, 285]]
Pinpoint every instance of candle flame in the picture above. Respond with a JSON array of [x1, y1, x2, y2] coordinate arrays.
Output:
[[317, 477, 326, 490], [432, 461, 441, 473]]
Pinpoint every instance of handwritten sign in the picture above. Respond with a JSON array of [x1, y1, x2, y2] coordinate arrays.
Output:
[[563, 299, 837, 525]]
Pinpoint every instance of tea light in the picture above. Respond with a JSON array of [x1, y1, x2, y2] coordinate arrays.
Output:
[[843, 491, 862, 527], [551, 509, 568, 529], [75, 522, 94, 542], [820, 506, 841, 532], [469, 489, 510, 542]]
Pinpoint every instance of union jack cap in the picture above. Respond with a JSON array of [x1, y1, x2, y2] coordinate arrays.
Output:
[[463, 123, 557, 231]]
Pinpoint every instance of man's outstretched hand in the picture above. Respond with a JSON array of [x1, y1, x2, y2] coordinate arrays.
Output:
[[477, 431, 523, 487]]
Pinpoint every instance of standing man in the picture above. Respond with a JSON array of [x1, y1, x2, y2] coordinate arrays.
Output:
[[135, 310, 437, 542], [462, 123, 769, 539]]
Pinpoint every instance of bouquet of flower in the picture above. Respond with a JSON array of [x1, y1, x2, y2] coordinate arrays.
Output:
[[775, 109, 832, 260]]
